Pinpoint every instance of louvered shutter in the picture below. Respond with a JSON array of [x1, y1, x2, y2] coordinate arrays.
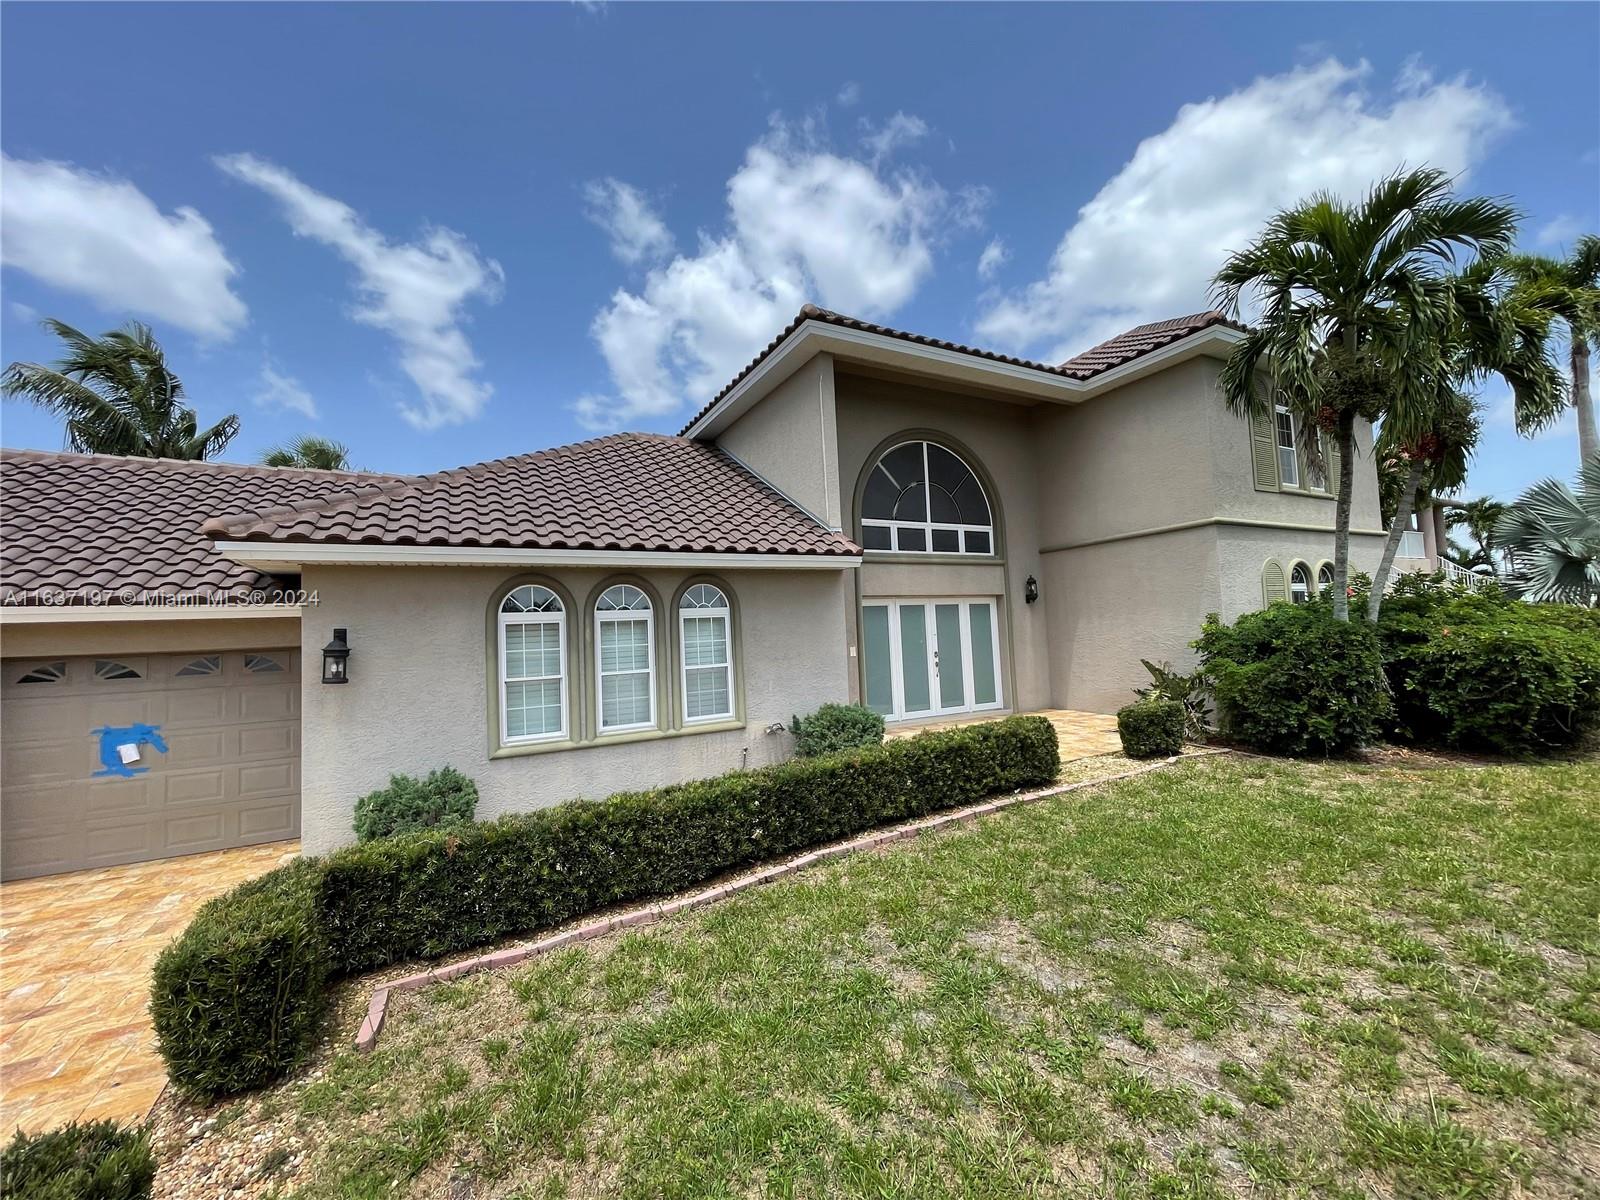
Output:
[[1325, 430, 1342, 497], [1251, 407, 1279, 491], [1261, 559, 1288, 606]]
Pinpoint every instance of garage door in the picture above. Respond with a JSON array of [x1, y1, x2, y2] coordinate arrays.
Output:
[[1, 649, 300, 881]]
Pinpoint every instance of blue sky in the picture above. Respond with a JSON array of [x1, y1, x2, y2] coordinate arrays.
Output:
[[2, 2, 1595, 502]]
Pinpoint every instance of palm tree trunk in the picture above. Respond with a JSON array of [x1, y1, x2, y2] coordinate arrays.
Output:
[[1573, 334, 1597, 464], [1366, 459, 1426, 621], [1331, 408, 1356, 621]]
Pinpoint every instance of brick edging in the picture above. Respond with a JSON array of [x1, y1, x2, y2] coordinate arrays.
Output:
[[354, 749, 1228, 1052]]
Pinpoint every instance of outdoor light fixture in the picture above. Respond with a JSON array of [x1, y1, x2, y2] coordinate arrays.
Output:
[[1024, 576, 1039, 604], [321, 628, 351, 684]]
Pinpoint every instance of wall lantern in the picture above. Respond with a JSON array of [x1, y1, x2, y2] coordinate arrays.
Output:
[[1024, 576, 1039, 605], [321, 628, 351, 684]]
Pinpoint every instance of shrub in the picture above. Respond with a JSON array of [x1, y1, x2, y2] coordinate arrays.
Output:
[[1377, 590, 1600, 755], [150, 858, 329, 1098], [352, 766, 478, 841], [1195, 604, 1389, 756], [1, 1120, 155, 1199], [153, 716, 1058, 1097], [788, 703, 886, 757], [1117, 699, 1186, 759]]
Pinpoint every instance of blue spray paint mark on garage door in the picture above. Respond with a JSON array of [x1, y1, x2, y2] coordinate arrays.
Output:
[[90, 723, 169, 778]]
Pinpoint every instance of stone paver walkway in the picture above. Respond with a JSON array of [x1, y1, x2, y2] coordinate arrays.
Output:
[[0, 841, 298, 1134], [887, 707, 1122, 760]]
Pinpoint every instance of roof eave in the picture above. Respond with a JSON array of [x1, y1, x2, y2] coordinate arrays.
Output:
[[212, 541, 863, 571]]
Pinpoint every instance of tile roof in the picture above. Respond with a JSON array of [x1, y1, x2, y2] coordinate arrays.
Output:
[[679, 304, 1246, 434], [203, 432, 858, 558], [1, 449, 406, 606]]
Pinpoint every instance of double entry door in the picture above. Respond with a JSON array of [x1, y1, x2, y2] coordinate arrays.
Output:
[[862, 598, 1002, 722]]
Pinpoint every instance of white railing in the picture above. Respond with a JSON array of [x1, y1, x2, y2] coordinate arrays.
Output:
[[1397, 529, 1426, 559], [1441, 558, 1497, 593]]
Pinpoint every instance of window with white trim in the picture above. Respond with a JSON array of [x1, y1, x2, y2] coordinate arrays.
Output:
[[596, 584, 655, 732], [679, 584, 733, 723], [1317, 563, 1335, 593], [1290, 563, 1312, 604], [1275, 406, 1299, 488], [861, 440, 994, 555], [500, 585, 567, 743]]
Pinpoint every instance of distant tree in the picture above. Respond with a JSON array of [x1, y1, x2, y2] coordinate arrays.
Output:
[[1506, 234, 1600, 464], [261, 435, 352, 471], [1495, 454, 1600, 605], [2, 320, 238, 459], [1443, 497, 1507, 573]]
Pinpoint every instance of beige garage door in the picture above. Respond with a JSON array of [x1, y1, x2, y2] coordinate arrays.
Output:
[[1, 649, 300, 881]]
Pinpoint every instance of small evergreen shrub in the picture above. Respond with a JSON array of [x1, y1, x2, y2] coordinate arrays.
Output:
[[1117, 699, 1186, 759], [152, 716, 1058, 1098], [1, 1120, 155, 1200], [150, 858, 329, 1098], [1378, 590, 1600, 755], [352, 766, 478, 841], [788, 703, 885, 758], [1195, 604, 1388, 756]]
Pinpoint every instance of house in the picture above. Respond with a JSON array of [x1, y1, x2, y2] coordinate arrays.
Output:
[[0, 306, 1430, 877]]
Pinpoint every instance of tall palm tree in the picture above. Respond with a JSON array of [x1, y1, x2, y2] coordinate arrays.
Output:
[[1443, 496, 1506, 573], [260, 434, 352, 471], [1505, 235, 1600, 465], [1212, 168, 1522, 619], [1495, 454, 1600, 605], [2, 320, 239, 459]]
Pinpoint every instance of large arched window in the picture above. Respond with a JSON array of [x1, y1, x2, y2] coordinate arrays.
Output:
[[861, 440, 994, 555], [596, 584, 655, 732], [679, 583, 734, 723], [499, 585, 567, 743]]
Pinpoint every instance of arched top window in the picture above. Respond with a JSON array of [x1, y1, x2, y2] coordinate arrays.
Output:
[[596, 584, 655, 732], [499, 583, 567, 743], [1290, 562, 1313, 604], [1317, 563, 1335, 593], [679, 584, 734, 723], [502, 584, 563, 614], [861, 440, 994, 555]]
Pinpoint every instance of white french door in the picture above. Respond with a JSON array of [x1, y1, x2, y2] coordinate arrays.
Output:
[[861, 599, 1002, 722]]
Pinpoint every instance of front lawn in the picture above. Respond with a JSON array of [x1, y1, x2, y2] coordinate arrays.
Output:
[[159, 755, 1599, 1198]]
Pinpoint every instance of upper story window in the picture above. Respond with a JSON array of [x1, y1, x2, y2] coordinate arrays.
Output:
[[1275, 406, 1299, 489], [596, 584, 655, 733], [679, 584, 733, 723], [500, 584, 567, 743], [861, 440, 993, 555]]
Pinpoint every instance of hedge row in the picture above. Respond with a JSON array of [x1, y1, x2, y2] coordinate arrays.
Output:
[[152, 716, 1060, 1098]]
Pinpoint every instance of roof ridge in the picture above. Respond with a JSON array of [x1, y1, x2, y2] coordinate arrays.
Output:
[[0, 445, 407, 482]]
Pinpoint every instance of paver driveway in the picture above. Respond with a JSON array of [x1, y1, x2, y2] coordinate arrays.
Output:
[[0, 841, 298, 1134]]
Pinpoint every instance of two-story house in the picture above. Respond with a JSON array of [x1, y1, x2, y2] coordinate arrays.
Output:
[[0, 306, 1427, 874]]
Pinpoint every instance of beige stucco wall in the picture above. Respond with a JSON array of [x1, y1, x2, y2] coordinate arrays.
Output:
[[0, 616, 301, 660], [296, 564, 851, 855], [832, 371, 1052, 715], [716, 354, 841, 530]]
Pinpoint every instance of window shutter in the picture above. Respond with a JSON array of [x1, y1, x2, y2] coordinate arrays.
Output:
[[1261, 559, 1288, 606], [1325, 429, 1342, 497], [1250, 407, 1278, 491]]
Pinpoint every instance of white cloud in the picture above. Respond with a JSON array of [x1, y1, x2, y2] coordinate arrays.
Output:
[[583, 178, 674, 265], [975, 58, 1514, 362], [860, 111, 929, 166], [253, 361, 318, 419], [1537, 214, 1585, 248], [977, 237, 1010, 281], [9, 301, 39, 324], [0, 154, 247, 339], [578, 117, 954, 430], [215, 153, 503, 430], [836, 81, 862, 108]]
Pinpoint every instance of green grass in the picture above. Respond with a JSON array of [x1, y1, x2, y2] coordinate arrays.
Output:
[[251, 755, 1598, 1198]]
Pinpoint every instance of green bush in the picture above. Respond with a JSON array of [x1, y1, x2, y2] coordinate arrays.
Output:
[[1377, 590, 1600, 755], [788, 703, 885, 757], [1133, 659, 1209, 739], [1, 1120, 155, 1199], [1195, 604, 1389, 756], [352, 766, 478, 841], [152, 717, 1059, 1097], [1117, 699, 1186, 758], [150, 858, 330, 1098]]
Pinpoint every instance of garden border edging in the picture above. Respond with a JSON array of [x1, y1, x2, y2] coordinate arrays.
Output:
[[354, 748, 1229, 1051]]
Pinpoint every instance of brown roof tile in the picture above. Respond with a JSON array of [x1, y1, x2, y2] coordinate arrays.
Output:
[[204, 432, 858, 558], [1, 449, 407, 605], [1056, 310, 1244, 374]]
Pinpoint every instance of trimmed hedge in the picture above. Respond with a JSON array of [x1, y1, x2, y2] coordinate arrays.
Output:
[[152, 716, 1059, 1097], [352, 765, 478, 841], [1, 1120, 155, 1200], [1377, 590, 1600, 755], [789, 703, 885, 758], [1117, 699, 1185, 759]]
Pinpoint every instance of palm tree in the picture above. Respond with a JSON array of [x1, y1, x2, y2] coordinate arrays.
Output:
[[1443, 496, 1506, 573], [1495, 454, 1600, 605], [1506, 235, 1600, 464], [261, 435, 352, 471], [2, 320, 239, 460], [1212, 169, 1522, 619]]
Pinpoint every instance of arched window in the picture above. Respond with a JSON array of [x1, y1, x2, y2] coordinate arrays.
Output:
[[679, 583, 734, 723], [861, 440, 993, 555], [596, 584, 655, 732], [1317, 563, 1335, 594], [1290, 563, 1313, 604], [499, 584, 567, 742]]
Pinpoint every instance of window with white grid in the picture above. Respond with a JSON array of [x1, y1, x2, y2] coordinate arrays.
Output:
[[596, 584, 655, 732], [679, 583, 733, 722], [499, 584, 567, 742]]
